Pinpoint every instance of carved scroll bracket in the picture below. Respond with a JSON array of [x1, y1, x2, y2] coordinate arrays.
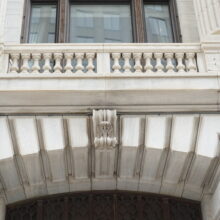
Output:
[[92, 109, 117, 149]]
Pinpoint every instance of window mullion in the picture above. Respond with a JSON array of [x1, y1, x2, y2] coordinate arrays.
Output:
[[132, 0, 145, 43], [58, 0, 69, 43]]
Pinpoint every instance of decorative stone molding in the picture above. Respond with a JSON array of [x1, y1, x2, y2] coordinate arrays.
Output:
[[93, 109, 117, 149]]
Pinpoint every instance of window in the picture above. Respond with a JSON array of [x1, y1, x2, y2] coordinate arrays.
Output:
[[28, 4, 57, 43], [70, 4, 133, 43], [144, 4, 173, 42], [22, 0, 181, 43]]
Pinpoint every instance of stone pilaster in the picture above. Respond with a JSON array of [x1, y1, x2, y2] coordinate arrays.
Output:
[[193, 0, 220, 41], [0, 0, 7, 42]]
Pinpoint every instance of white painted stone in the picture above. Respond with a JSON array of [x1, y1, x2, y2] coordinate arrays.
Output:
[[176, 0, 200, 42], [0, 117, 13, 160], [41, 117, 65, 151], [0, 0, 7, 42], [193, 0, 220, 41], [67, 117, 89, 148], [121, 116, 142, 147], [13, 117, 39, 155], [140, 116, 171, 193], [4, 0, 25, 43]]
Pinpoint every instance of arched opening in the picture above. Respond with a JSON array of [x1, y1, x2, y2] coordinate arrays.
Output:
[[6, 191, 202, 220]]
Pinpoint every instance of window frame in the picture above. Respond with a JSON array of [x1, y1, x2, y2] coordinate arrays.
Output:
[[21, 0, 182, 43], [21, 0, 59, 43]]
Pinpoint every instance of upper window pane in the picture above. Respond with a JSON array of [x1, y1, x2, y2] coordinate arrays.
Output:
[[144, 4, 173, 43], [28, 4, 57, 43], [70, 5, 133, 43]]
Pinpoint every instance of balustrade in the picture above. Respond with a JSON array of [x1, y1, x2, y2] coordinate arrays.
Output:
[[7, 51, 97, 74], [111, 51, 198, 73], [1, 44, 202, 75]]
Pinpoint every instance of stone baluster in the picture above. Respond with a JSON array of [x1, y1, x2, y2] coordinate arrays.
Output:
[[54, 53, 63, 74], [75, 53, 84, 74], [186, 53, 197, 72], [165, 53, 175, 73], [10, 53, 20, 73], [155, 53, 164, 73], [43, 53, 52, 74], [133, 53, 142, 73], [86, 53, 95, 73], [175, 53, 185, 73], [31, 53, 41, 74], [112, 53, 121, 74], [122, 53, 131, 73], [21, 54, 30, 73], [143, 53, 153, 73], [64, 53, 74, 74]]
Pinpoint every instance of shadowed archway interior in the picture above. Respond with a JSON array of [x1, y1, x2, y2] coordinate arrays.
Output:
[[6, 191, 202, 220]]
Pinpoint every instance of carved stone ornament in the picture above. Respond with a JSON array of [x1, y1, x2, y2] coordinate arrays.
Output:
[[93, 109, 117, 149]]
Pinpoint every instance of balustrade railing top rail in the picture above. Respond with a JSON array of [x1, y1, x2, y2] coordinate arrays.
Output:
[[1, 43, 203, 75]]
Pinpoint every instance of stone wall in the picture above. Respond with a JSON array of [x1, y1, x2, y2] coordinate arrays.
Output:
[[3, 0, 25, 43], [176, 0, 200, 42]]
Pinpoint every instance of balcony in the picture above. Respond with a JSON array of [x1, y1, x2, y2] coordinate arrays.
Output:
[[0, 43, 219, 113]]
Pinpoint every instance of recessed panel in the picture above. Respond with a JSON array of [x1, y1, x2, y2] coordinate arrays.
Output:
[[196, 115, 220, 158], [121, 117, 142, 147], [171, 116, 197, 153], [0, 117, 13, 159], [67, 117, 89, 148], [13, 117, 39, 155], [41, 117, 65, 151], [145, 116, 170, 149]]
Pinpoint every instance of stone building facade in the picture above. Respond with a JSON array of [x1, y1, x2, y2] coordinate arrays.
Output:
[[0, 0, 220, 219]]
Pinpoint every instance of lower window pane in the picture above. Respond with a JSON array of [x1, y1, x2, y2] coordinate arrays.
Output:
[[144, 4, 173, 43], [70, 4, 133, 43], [28, 4, 57, 43]]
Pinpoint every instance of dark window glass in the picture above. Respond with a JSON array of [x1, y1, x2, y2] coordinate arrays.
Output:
[[69, 4, 133, 43], [28, 4, 57, 43], [144, 4, 173, 43]]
